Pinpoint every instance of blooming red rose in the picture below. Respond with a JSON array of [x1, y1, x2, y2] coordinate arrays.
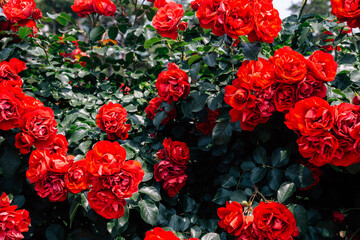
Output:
[[155, 63, 190, 104], [270, 46, 308, 83], [255, 85, 277, 117], [307, 50, 338, 82], [144, 227, 180, 240], [145, 97, 177, 125], [86, 141, 126, 177], [93, 0, 117, 16], [297, 133, 339, 166], [196, 0, 226, 36], [285, 97, 335, 136], [224, 79, 256, 110], [218, 201, 252, 236], [0, 193, 31, 240], [230, 107, 270, 131], [274, 84, 297, 113], [161, 138, 190, 165], [296, 75, 327, 100], [237, 58, 276, 90], [46, 153, 73, 174], [333, 211, 345, 224], [2, 0, 42, 27], [224, 0, 254, 39], [0, 87, 24, 130], [95, 160, 144, 198], [64, 159, 90, 194], [71, 0, 95, 17], [17, 107, 58, 149], [162, 174, 187, 197], [154, 0, 170, 9], [0, 58, 27, 88], [196, 108, 220, 135], [248, 1, 282, 44], [43, 134, 69, 155], [190, 0, 201, 11], [22, 95, 44, 109], [96, 102, 131, 140], [35, 174, 68, 202], [252, 202, 298, 240], [331, 0, 360, 28], [26, 149, 51, 183], [87, 188, 126, 219], [152, 1, 184, 40], [154, 160, 187, 181], [333, 103, 360, 139], [178, 21, 188, 31]]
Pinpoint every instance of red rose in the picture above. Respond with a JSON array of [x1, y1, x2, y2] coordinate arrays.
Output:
[[96, 102, 131, 140], [224, 80, 256, 110], [230, 107, 270, 131], [353, 95, 360, 105], [0, 87, 24, 130], [155, 63, 190, 104], [236, 222, 258, 240], [307, 50, 337, 82], [196, 0, 226, 36], [162, 138, 190, 165], [248, 1, 282, 44], [274, 84, 297, 113], [93, 0, 117, 17], [154, 160, 187, 181], [95, 160, 144, 198], [285, 97, 335, 136], [162, 174, 187, 197], [217, 201, 252, 236], [236, 58, 276, 90], [331, 0, 360, 28], [196, 108, 220, 135], [296, 75, 327, 100], [224, 0, 254, 39], [253, 202, 298, 240], [331, 138, 360, 166], [254, 85, 276, 117], [270, 46, 308, 83], [35, 174, 68, 202], [333, 211, 345, 224], [87, 188, 126, 219], [22, 95, 44, 109], [333, 103, 360, 139], [145, 97, 177, 125], [46, 153, 73, 174], [43, 134, 69, 155], [178, 21, 188, 31], [3, 0, 42, 27], [152, 1, 184, 40], [17, 107, 58, 149], [190, 0, 200, 11], [145, 227, 180, 240], [61, 47, 88, 67], [0, 58, 26, 88], [297, 133, 339, 166], [154, 0, 170, 8], [64, 159, 90, 194], [86, 141, 126, 177], [26, 149, 51, 183], [71, 0, 95, 18]]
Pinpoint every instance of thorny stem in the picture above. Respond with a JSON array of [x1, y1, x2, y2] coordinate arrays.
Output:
[[298, 0, 308, 20]]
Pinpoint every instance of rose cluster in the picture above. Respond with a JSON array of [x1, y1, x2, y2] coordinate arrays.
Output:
[[196, 108, 220, 135], [218, 201, 298, 240], [145, 63, 190, 126], [225, 47, 338, 131], [2, 0, 42, 29], [191, 0, 281, 43], [0, 193, 31, 240], [331, 0, 360, 28], [60, 40, 88, 67], [0, 58, 61, 155], [96, 102, 131, 140], [285, 96, 360, 167], [154, 138, 190, 197], [151, 0, 188, 39], [72, 0, 117, 18], [86, 141, 144, 219], [145, 227, 199, 240]]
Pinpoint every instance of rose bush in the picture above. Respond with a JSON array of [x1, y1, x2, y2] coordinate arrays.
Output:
[[1, 0, 360, 239]]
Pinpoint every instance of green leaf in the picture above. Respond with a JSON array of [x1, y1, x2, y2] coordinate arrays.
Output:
[[213, 188, 231, 205], [250, 167, 267, 183], [239, 42, 262, 61], [290, 204, 308, 233], [139, 186, 162, 202], [203, 52, 218, 67], [55, 16, 67, 26], [271, 148, 289, 167], [107, 206, 129, 236], [267, 169, 283, 191], [277, 182, 296, 203], [78, 140, 92, 154], [285, 164, 314, 188], [138, 199, 159, 226], [109, 26, 119, 40], [69, 202, 80, 228], [253, 146, 267, 164], [212, 120, 233, 146], [45, 224, 65, 240], [18, 27, 32, 39], [0, 142, 21, 178], [201, 233, 220, 240], [230, 189, 247, 203], [144, 37, 162, 49], [188, 54, 202, 66], [153, 111, 167, 128], [90, 26, 106, 42]]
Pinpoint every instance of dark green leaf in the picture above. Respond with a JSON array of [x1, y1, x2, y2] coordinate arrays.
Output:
[[139, 186, 162, 202], [277, 182, 296, 203], [45, 224, 65, 240], [138, 199, 159, 225], [18, 27, 32, 39], [250, 167, 267, 183], [239, 42, 262, 60], [109, 26, 119, 40], [212, 120, 233, 145], [90, 26, 106, 42], [285, 164, 314, 188]]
